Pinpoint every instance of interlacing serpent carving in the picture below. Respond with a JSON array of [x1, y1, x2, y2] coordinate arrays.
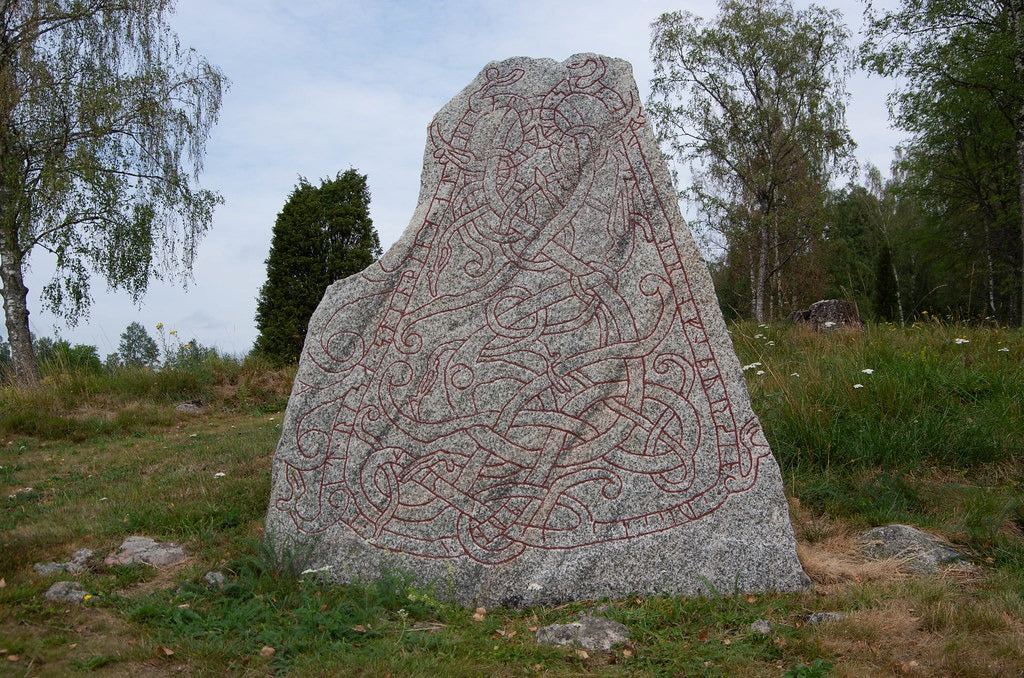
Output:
[[273, 56, 770, 565]]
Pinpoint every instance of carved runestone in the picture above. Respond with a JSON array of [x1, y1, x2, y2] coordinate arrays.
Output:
[[265, 54, 807, 607]]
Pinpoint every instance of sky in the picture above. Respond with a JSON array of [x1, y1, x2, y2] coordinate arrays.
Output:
[[15, 0, 901, 358]]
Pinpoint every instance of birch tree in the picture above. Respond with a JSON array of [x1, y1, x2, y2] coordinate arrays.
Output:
[[648, 0, 854, 321], [0, 0, 225, 384]]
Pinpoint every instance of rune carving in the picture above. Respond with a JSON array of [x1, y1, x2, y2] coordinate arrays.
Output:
[[273, 56, 770, 565]]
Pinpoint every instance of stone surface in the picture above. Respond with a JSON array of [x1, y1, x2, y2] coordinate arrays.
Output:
[[535, 616, 629, 652], [34, 549, 94, 576], [857, 524, 968, 574], [805, 612, 846, 624], [793, 299, 863, 332], [104, 536, 187, 567], [750, 619, 773, 634], [44, 580, 88, 603], [265, 54, 806, 607], [174, 399, 206, 414], [203, 571, 226, 588]]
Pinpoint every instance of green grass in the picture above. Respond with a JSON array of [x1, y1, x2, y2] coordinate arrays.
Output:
[[0, 322, 1022, 675]]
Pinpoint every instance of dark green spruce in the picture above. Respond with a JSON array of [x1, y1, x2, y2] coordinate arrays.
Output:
[[253, 171, 382, 365]]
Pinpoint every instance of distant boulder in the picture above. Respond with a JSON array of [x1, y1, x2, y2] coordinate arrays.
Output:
[[791, 299, 863, 332]]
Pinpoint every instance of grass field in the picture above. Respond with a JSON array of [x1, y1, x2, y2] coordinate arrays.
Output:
[[1, 322, 1022, 676]]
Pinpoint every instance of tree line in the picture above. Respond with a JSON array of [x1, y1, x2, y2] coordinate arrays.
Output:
[[649, 0, 1024, 326], [3, 0, 1023, 386]]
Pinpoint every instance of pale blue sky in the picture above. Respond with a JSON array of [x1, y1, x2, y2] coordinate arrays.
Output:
[[19, 0, 899, 357]]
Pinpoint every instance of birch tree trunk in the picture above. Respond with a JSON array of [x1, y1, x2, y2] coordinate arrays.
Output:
[[0, 231, 37, 385]]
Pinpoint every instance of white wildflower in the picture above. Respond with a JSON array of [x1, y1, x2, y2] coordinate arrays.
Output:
[[214, 472, 226, 478], [767, 341, 775, 346], [790, 373, 800, 378], [300, 565, 332, 576], [754, 333, 765, 339], [742, 362, 762, 371], [954, 337, 970, 345], [853, 383, 864, 389], [997, 347, 1009, 352], [824, 321, 836, 328], [861, 368, 874, 374], [756, 370, 765, 376]]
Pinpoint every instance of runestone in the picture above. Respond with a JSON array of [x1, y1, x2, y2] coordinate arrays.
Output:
[[266, 54, 807, 606]]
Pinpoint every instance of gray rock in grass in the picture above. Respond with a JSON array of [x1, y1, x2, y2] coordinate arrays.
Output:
[[104, 536, 187, 567], [857, 524, 969, 574], [535, 616, 630, 652], [265, 53, 806, 608], [34, 548, 95, 576], [44, 580, 89, 603], [203, 571, 226, 588]]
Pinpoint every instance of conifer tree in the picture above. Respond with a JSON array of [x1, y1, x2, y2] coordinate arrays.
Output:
[[254, 171, 381, 364]]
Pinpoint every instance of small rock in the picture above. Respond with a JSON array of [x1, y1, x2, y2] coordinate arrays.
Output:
[[805, 612, 846, 624], [535, 616, 630, 653], [750, 619, 773, 634], [174, 399, 206, 414], [105, 536, 187, 567], [44, 580, 88, 603], [857, 524, 968, 574], [34, 548, 95, 576], [67, 549, 95, 573], [203, 571, 225, 588], [34, 561, 66, 576]]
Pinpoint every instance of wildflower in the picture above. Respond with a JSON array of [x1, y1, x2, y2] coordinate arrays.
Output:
[[742, 362, 762, 371], [921, 310, 928, 315], [954, 337, 970, 345], [758, 323, 768, 329], [767, 340, 775, 346], [861, 368, 874, 374], [300, 565, 332, 576], [83, 594, 93, 601], [998, 347, 1009, 352], [169, 329, 177, 336], [156, 322, 163, 329], [756, 370, 765, 376], [754, 333, 765, 339], [214, 472, 225, 478], [790, 373, 800, 377], [853, 383, 864, 389]]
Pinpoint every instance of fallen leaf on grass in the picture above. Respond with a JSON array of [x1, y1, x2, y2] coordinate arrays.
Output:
[[473, 606, 486, 622], [0, 578, 5, 588], [259, 646, 276, 659], [352, 624, 366, 633], [157, 645, 174, 657], [622, 649, 633, 658], [698, 628, 709, 641], [746, 595, 756, 603], [575, 649, 589, 659], [7, 655, 19, 662], [722, 638, 732, 645]]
